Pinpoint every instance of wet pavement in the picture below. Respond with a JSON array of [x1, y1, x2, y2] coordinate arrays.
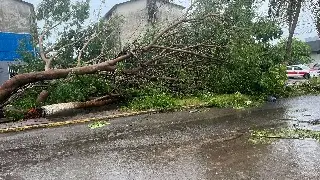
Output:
[[1, 96, 320, 179]]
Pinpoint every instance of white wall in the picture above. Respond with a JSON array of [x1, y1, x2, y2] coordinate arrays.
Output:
[[156, 1, 184, 26], [311, 53, 320, 64], [111, 0, 184, 48], [114, 0, 148, 47], [0, 0, 34, 85], [0, 0, 34, 33]]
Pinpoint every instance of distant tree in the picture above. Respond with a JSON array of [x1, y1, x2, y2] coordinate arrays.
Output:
[[267, 0, 304, 63], [275, 38, 312, 65]]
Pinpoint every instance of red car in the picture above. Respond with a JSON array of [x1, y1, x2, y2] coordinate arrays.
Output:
[[286, 65, 319, 79]]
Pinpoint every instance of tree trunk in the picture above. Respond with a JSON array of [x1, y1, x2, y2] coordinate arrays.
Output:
[[42, 98, 117, 117], [44, 59, 52, 71], [0, 53, 132, 104], [313, 2, 320, 39], [36, 90, 50, 106], [285, 0, 302, 64]]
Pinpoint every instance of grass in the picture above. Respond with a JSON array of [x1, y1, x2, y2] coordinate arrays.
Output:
[[249, 128, 320, 144], [124, 92, 262, 112]]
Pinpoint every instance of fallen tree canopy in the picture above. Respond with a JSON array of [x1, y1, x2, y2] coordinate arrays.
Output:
[[1, 0, 297, 120]]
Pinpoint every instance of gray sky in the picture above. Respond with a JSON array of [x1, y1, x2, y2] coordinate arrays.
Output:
[[24, 0, 318, 41]]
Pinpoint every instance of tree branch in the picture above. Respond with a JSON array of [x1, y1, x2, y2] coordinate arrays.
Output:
[[150, 45, 212, 59], [77, 32, 99, 66]]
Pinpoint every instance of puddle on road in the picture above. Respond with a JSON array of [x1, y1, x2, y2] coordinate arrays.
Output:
[[249, 95, 320, 144], [134, 95, 320, 179], [279, 95, 320, 130]]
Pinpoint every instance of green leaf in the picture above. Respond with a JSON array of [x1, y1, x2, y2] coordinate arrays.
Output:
[[88, 121, 110, 129]]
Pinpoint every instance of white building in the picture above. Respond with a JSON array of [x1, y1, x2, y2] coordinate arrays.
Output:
[[104, 0, 185, 49], [0, 0, 35, 85]]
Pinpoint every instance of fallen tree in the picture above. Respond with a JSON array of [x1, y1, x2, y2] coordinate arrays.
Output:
[[0, 54, 129, 104], [0, 0, 208, 116], [1, 0, 290, 120]]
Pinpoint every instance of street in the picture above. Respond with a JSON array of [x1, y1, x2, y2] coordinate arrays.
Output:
[[1, 96, 320, 179]]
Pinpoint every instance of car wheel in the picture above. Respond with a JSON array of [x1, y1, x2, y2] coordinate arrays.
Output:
[[304, 73, 311, 79]]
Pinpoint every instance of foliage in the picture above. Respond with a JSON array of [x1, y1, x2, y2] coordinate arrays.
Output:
[[46, 74, 111, 104], [259, 65, 287, 96], [4, 109, 25, 122], [88, 121, 110, 129], [200, 92, 261, 109], [124, 0, 287, 96], [3, 89, 41, 121], [125, 87, 261, 111], [275, 38, 312, 65], [125, 90, 178, 111], [4, 0, 301, 121], [37, 0, 90, 33], [249, 128, 320, 144], [10, 89, 39, 110], [5, 74, 111, 120], [284, 78, 320, 97]]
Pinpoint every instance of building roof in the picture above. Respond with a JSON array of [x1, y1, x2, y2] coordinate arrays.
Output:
[[104, 0, 185, 19], [12, 0, 34, 9], [306, 40, 320, 52]]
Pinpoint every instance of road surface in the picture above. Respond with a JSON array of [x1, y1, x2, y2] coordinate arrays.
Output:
[[1, 96, 320, 179]]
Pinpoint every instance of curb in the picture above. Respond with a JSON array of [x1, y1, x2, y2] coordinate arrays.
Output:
[[0, 105, 205, 134]]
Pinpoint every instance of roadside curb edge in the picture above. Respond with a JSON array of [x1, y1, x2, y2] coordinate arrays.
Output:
[[0, 105, 204, 134]]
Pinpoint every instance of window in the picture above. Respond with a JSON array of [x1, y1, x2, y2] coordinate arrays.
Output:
[[287, 66, 292, 70], [293, 66, 302, 70], [8, 67, 17, 78], [299, 65, 309, 70]]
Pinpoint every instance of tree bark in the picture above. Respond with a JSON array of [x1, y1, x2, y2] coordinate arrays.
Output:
[[42, 98, 118, 117], [313, 1, 320, 39], [0, 53, 132, 104], [36, 90, 50, 106], [285, 0, 302, 64]]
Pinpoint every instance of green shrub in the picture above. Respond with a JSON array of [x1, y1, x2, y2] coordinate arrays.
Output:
[[47, 74, 111, 104], [10, 89, 38, 109], [126, 92, 178, 111], [4, 74, 111, 121], [259, 65, 287, 96], [4, 108, 25, 121], [200, 92, 260, 109]]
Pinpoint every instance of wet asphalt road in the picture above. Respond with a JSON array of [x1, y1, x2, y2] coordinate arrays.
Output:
[[1, 96, 320, 179]]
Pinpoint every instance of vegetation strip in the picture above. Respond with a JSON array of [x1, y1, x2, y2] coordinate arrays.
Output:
[[249, 128, 320, 144], [0, 105, 204, 133]]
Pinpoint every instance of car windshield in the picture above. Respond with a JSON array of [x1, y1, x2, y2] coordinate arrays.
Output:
[[295, 65, 309, 70]]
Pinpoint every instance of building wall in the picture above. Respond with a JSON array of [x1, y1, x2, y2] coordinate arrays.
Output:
[[0, 0, 34, 85], [0, 0, 34, 33], [115, 0, 148, 47], [311, 53, 320, 64], [156, 1, 184, 26], [111, 0, 184, 48], [0, 61, 13, 85]]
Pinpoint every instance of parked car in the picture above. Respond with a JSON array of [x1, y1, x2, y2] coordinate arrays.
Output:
[[286, 64, 319, 79]]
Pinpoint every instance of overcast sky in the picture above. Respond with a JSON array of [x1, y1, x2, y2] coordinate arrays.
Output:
[[23, 0, 318, 41]]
